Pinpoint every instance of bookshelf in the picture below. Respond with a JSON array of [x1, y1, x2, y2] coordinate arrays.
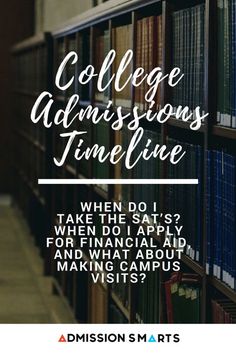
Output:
[[11, 32, 53, 260], [11, 0, 236, 323]]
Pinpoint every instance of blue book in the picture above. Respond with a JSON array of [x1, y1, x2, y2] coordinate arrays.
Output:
[[206, 150, 210, 272], [222, 153, 229, 285], [232, 0, 236, 127], [213, 151, 223, 279], [196, 145, 202, 263], [213, 151, 218, 277], [217, 151, 223, 280], [230, 155, 236, 288], [206, 150, 213, 275]]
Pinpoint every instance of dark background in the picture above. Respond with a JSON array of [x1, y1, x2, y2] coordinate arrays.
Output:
[[0, 1, 34, 193]]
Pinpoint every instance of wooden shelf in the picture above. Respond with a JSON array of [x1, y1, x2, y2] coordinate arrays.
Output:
[[13, 89, 39, 98], [212, 125, 236, 140], [181, 254, 205, 277], [78, 172, 89, 180], [209, 277, 236, 304], [65, 164, 77, 176], [16, 129, 46, 153], [138, 220, 205, 276], [11, 33, 45, 53], [167, 116, 206, 132], [93, 185, 109, 200], [55, 95, 65, 103]]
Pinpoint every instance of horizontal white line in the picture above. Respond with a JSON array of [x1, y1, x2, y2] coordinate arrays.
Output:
[[38, 179, 199, 185]]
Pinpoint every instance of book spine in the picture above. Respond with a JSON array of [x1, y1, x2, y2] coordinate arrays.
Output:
[[104, 30, 110, 103], [182, 9, 186, 109], [222, 152, 227, 284], [200, 4, 205, 115], [141, 19, 147, 111], [172, 12, 177, 110], [217, 151, 223, 279], [217, 0, 224, 123], [232, 0, 236, 127], [232, 156, 236, 289], [135, 20, 141, 108], [196, 145, 202, 262], [157, 15, 162, 111], [213, 151, 217, 276], [224, 0, 231, 126], [111, 27, 116, 106]]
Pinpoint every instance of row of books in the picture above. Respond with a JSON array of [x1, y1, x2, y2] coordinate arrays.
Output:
[[14, 45, 47, 93], [166, 137, 202, 263], [95, 29, 110, 104], [206, 150, 236, 290], [54, 18, 162, 109], [53, 121, 236, 293], [136, 269, 160, 323], [119, 125, 162, 212], [93, 120, 110, 192], [75, 270, 89, 322], [217, 0, 236, 128], [13, 48, 47, 203], [165, 272, 201, 323], [29, 3, 236, 131], [12, 3, 236, 325], [71, 268, 236, 323], [14, 5, 236, 129], [135, 15, 162, 111], [57, 33, 91, 100], [133, 128, 161, 216], [15, 95, 46, 149], [172, 4, 205, 116], [212, 299, 236, 323], [63, 123, 236, 289], [111, 24, 132, 108]]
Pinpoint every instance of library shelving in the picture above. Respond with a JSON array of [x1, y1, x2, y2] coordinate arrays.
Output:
[[11, 0, 236, 323], [11, 33, 53, 259]]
